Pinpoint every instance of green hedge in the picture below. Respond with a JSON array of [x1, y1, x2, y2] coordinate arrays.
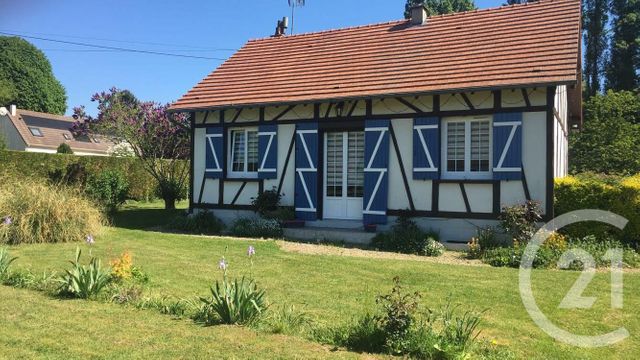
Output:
[[555, 174, 640, 245], [0, 150, 186, 201]]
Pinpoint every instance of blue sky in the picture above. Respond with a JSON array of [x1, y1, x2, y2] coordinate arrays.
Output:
[[0, 0, 502, 115]]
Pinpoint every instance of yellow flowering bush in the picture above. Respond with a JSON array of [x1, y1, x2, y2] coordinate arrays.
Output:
[[110, 251, 133, 281]]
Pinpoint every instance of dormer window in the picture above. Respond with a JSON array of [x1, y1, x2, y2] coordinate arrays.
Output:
[[63, 133, 72, 140], [29, 127, 43, 137]]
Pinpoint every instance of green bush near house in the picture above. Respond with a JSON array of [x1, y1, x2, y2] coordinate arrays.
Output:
[[372, 216, 443, 256], [555, 174, 640, 246], [168, 211, 225, 235], [56, 143, 73, 154], [229, 218, 283, 239], [0, 150, 185, 201], [85, 170, 129, 214]]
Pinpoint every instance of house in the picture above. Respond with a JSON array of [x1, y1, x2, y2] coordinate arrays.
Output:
[[0, 105, 113, 156], [170, 0, 581, 242]]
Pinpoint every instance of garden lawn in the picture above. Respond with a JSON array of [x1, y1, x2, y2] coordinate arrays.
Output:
[[3, 203, 639, 359]]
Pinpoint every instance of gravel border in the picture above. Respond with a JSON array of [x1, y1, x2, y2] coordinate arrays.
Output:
[[276, 240, 486, 266]]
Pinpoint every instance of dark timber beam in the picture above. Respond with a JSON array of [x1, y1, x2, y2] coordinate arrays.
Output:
[[459, 183, 471, 213], [493, 90, 502, 109], [230, 182, 247, 205], [395, 97, 423, 113], [230, 108, 243, 123], [459, 93, 475, 110], [272, 105, 296, 121], [347, 100, 359, 117], [521, 88, 532, 107], [189, 112, 195, 212], [389, 122, 415, 211]]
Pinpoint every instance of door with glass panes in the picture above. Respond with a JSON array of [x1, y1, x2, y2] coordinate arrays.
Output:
[[323, 131, 364, 220]]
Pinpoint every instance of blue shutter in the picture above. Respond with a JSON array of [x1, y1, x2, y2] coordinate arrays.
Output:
[[294, 123, 318, 220], [493, 113, 523, 180], [258, 124, 277, 179], [363, 119, 390, 225], [205, 126, 223, 178], [413, 117, 440, 180]]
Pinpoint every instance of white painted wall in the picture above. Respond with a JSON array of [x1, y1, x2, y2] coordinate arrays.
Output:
[[191, 87, 552, 241]]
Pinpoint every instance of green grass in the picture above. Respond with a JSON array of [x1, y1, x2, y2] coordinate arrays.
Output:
[[2, 202, 639, 359]]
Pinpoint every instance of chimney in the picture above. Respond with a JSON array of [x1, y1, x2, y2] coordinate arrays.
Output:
[[9, 104, 16, 116], [273, 16, 289, 37], [410, 4, 428, 26]]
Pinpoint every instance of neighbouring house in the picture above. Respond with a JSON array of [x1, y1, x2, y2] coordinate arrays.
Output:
[[0, 105, 113, 156], [170, 0, 581, 242]]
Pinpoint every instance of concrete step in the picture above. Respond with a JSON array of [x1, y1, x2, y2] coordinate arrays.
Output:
[[443, 241, 469, 251], [283, 226, 375, 245]]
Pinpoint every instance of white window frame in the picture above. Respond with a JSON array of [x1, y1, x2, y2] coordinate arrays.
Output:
[[441, 116, 493, 180], [29, 127, 43, 137], [227, 127, 259, 178]]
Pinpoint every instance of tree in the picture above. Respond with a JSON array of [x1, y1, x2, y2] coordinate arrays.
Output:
[[56, 143, 74, 154], [72, 88, 190, 209], [606, 0, 640, 91], [570, 90, 640, 175], [404, 0, 476, 18], [582, 0, 609, 96], [0, 36, 67, 114]]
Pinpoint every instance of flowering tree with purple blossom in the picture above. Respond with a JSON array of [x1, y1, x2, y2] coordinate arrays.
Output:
[[72, 88, 190, 209]]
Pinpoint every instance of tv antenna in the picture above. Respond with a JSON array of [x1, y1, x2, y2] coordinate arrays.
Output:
[[288, 0, 306, 35]]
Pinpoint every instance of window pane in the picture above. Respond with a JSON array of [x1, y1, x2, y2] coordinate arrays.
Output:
[[446, 122, 465, 172], [246, 130, 259, 172], [231, 130, 245, 172], [470, 121, 490, 172], [347, 131, 364, 197], [326, 132, 343, 197]]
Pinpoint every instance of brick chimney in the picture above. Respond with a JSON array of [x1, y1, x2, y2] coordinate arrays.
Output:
[[410, 4, 428, 26]]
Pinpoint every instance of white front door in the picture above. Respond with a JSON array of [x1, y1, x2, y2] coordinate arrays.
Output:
[[323, 131, 364, 220]]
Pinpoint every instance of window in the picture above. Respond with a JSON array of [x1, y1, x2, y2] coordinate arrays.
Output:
[[29, 127, 43, 137], [228, 127, 259, 177], [442, 116, 492, 179]]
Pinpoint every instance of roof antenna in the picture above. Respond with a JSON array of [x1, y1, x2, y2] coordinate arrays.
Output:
[[273, 17, 289, 37], [288, 0, 305, 35]]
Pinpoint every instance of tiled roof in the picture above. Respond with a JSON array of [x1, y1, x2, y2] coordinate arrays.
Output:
[[6, 109, 112, 154], [171, 0, 581, 111]]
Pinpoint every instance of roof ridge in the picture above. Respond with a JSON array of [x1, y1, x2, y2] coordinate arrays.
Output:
[[17, 108, 75, 122], [246, 0, 573, 43]]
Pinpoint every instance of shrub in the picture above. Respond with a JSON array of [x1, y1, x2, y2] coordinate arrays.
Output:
[[229, 218, 283, 239], [0, 248, 16, 279], [56, 143, 73, 154], [499, 201, 542, 245], [482, 247, 521, 268], [110, 251, 133, 281], [328, 277, 490, 359], [376, 276, 421, 354], [197, 277, 267, 325], [555, 175, 640, 246], [423, 237, 445, 257], [57, 247, 111, 299], [265, 305, 313, 335], [251, 188, 281, 217], [0, 150, 167, 201], [136, 296, 197, 318], [168, 211, 224, 235], [48, 162, 88, 187], [110, 284, 143, 304], [372, 216, 441, 256], [0, 179, 104, 244], [3, 269, 57, 292], [85, 170, 129, 214]]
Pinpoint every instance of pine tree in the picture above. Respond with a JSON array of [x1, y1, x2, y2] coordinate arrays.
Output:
[[606, 0, 640, 91], [582, 0, 609, 96]]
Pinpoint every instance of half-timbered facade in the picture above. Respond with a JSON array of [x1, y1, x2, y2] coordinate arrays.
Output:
[[170, 0, 581, 241]]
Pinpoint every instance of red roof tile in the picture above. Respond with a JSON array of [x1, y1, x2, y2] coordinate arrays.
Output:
[[171, 0, 581, 111]]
